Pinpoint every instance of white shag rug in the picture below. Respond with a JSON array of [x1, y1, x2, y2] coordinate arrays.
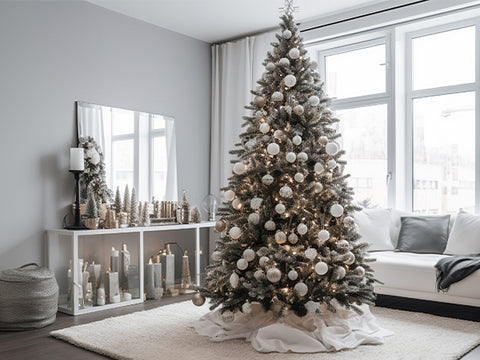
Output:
[[51, 301, 480, 360]]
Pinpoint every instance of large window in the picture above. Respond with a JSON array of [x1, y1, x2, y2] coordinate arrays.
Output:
[[313, 16, 479, 214], [321, 40, 390, 207]]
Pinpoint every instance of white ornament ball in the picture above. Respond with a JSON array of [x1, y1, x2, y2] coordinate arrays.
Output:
[[250, 197, 263, 210], [243, 249, 256, 262], [292, 135, 302, 146], [254, 269, 265, 280], [282, 29, 292, 39], [230, 272, 239, 288], [259, 256, 269, 267], [266, 62, 275, 71], [232, 198, 242, 210], [237, 258, 248, 271], [273, 129, 284, 140], [275, 231, 287, 244], [314, 162, 325, 173], [224, 190, 235, 202], [318, 229, 330, 242], [325, 142, 339, 156], [294, 173, 304, 183], [289, 48, 300, 59], [233, 162, 247, 175], [286, 152, 296, 163], [305, 301, 320, 314], [272, 91, 284, 102], [264, 220, 276, 231], [327, 159, 337, 169], [267, 143, 280, 155], [211, 251, 222, 262], [343, 216, 355, 227], [344, 252, 356, 265], [314, 182, 323, 193], [262, 174, 274, 185], [315, 262, 328, 275], [305, 247, 318, 260], [275, 203, 286, 214], [259, 122, 270, 134], [284, 74, 296, 88], [279, 57, 290, 66], [297, 152, 308, 161], [288, 269, 298, 280], [308, 95, 320, 106], [319, 136, 329, 145], [297, 223, 308, 235], [310, 61, 318, 69], [294, 282, 308, 297], [248, 212, 260, 225], [330, 204, 344, 218], [254, 95, 266, 107], [332, 266, 346, 281], [245, 139, 256, 149], [336, 239, 350, 250], [293, 105, 304, 116], [229, 226, 242, 240], [288, 233, 299, 244], [266, 268, 282, 283], [221, 310, 235, 323], [279, 185, 293, 198], [354, 266, 366, 277], [242, 302, 252, 314]]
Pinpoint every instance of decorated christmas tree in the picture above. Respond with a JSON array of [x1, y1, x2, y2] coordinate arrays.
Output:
[[199, 3, 376, 320]]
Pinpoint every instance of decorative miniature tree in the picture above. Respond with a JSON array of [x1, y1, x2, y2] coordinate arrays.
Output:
[[85, 191, 98, 219], [130, 187, 139, 226], [199, 3, 376, 320], [122, 185, 130, 214], [115, 186, 122, 215], [142, 201, 151, 227]]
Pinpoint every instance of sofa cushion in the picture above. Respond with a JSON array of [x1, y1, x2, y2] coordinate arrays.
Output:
[[396, 215, 450, 254], [354, 208, 393, 251], [444, 211, 480, 255]]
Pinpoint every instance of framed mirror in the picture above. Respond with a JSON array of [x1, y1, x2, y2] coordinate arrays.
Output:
[[76, 101, 178, 203]]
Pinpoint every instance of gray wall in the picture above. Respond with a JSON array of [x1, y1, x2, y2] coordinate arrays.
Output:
[[0, 1, 211, 270]]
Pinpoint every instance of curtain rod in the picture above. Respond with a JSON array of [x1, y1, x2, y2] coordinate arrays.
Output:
[[300, 0, 430, 33]]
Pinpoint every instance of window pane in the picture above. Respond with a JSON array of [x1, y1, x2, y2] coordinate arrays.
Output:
[[152, 135, 168, 200], [326, 44, 386, 99], [413, 26, 475, 90], [336, 104, 388, 207], [112, 108, 134, 136], [152, 115, 166, 130], [413, 92, 475, 214], [112, 139, 134, 192]]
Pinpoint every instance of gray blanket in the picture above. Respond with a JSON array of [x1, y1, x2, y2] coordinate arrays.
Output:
[[435, 254, 480, 291]]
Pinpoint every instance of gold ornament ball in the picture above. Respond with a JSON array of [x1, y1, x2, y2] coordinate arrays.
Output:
[[192, 292, 206, 306], [215, 220, 226, 232]]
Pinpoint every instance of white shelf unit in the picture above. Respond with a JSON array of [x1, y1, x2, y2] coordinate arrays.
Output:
[[47, 221, 215, 315]]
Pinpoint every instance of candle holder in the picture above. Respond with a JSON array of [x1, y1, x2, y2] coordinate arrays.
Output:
[[65, 170, 87, 230]]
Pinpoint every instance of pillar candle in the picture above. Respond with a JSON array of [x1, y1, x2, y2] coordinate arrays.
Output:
[[144, 259, 155, 300], [160, 246, 175, 290], [105, 271, 119, 303], [180, 251, 191, 294], [127, 265, 139, 298], [153, 262, 163, 300], [97, 287, 105, 306], [123, 292, 132, 301], [110, 247, 120, 273], [70, 148, 84, 171], [110, 294, 121, 303], [87, 262, 101, 305], [77, 259, 84, 307], [119, 244, 130, 290]]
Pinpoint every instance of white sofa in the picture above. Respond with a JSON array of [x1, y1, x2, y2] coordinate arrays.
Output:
[[356, 208, 480, 307]]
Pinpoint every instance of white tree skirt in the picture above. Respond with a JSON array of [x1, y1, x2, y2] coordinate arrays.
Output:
[[50, 301, 480, 360], [194, 301, 392, 353]]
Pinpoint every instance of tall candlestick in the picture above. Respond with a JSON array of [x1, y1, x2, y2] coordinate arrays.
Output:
[[160, 245, 175, 290], [70, 148, 84, 171], [180, 251, 192, 294], [110, 247, 120, 273], [144, 258, 155, 300]]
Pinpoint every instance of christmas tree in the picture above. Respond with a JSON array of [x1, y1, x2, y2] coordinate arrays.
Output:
[[200, 4, 376, 319]]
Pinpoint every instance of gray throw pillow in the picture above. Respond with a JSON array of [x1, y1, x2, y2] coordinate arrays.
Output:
[[396, 215, 450, 254]]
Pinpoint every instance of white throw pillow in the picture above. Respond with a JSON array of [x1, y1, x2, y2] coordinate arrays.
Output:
[[444, 211, 480, 255], [354, 208, 394, 251]]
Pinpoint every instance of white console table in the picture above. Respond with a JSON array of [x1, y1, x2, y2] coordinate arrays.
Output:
[[47, 222, 215, 315]]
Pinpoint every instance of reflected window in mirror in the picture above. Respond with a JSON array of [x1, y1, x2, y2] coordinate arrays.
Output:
[[77, 102, 178, 202]]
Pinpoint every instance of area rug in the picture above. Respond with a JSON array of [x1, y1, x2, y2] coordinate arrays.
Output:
[[51, 301, 480, 360]]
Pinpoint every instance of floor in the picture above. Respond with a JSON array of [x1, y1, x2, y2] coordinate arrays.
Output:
[[0, 294, 479, 360]]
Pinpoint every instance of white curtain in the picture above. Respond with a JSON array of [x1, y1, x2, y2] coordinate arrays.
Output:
[[210, 31, 276, 198], [165, 118, 178, 201]]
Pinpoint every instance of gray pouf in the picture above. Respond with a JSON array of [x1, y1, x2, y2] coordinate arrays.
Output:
[[0, 263, 59, 330]]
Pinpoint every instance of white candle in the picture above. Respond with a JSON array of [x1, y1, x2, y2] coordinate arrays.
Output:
[[111, 294, 121, 303], [123, 292, 132, 301], [70, 148, 84, 171], [97, 287, 106, 306]]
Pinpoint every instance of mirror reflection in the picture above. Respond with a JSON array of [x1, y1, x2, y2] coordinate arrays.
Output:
[[77, 101, 178, 202]]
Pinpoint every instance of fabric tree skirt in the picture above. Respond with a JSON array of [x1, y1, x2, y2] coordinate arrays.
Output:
[[194, 301, 393, 353]]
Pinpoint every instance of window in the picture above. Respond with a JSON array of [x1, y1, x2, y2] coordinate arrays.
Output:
[[320, 39, 391, 207], [150, 118, 168, 200], [311, 15, 480, 214]]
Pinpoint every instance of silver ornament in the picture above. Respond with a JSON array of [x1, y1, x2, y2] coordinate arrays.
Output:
[[308, 95, 320, 106], [254, 269, 265, 280], [343, 216, 355, 227], [275, 203, 286, 214], [232, 198, 242, 210], [284, 74, 296, 87], [288, 232, 299, 244], [325, 142, 339, 156], [243, 248, 256, 262], [318, 229, 330, 242], [314, 162, 325, 173], [297, 152, 308, 161], [242, 302, 252, 314], [294, 172, 304, 182], [278, 57, 290, 66], [297, 223, 308, 235], [344, 252, 356, 265], [259, 122, 270, 134], [254, 95, 265, 107], [259, 256, 269, 267], [233, 162, 247, 175], [319, 136, 328, 145], [250, 197, 263, 210], [305, 247, 318, 260], [266, 268, 282, 283], [315, 261, 328, 275], [267, 143, 280, 155], [229, 272, 239, 288], [330, 204, 344, 217], [224, 190, 235, 202], [292, 135, 302, 146], [266, 62, 275, 71], [288, 269, 298, 280], [279, 185, 293, 198], [293, 104, 304, 115], [354, 266, 366, 277], [211, 250, 222, 262], [282, 29, 292, 39], [215, 220, 226, 232], [286, 152, 296, 163], [192, 292, 206, 306], [294, 282, 308, 297], [262, 174, 274, 185], [327, 159, 337, 169], [314, 182, 323, 193], [272, 91, 284, 102], [229, 226, 242, 240], [288, 48, 300, 59], [275, 231, 287, 244], [331, 266, 346, 281], [248, 212, 260, 225], [273, 129, 284, 140], [237, 258, 248, 271], [264, 220, 276, 231]]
